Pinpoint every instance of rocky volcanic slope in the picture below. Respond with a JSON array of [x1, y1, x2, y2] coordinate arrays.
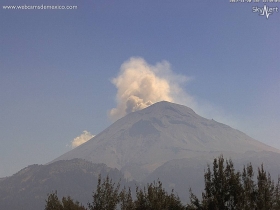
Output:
[[53, 101, 280, 180]]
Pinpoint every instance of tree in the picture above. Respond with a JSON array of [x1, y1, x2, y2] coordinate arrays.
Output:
[[45, 191, 63, 210], [45, 191, 86, 210], [61, 196, 87, 210], [187, 156, 280, 210], [241, 163, 257, 209], [45, 157, 280, 210], [119, 187, 135, 210], [256, 164, 275, 210], [88, 175, 120, 210], [134, 180, 185, 210], [273, 176, 280, 209], [193, 156, 243, 210]]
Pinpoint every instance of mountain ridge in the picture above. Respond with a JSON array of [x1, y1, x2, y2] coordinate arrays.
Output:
[[0, 159, 129, 210], [2, 101, 280, 210], [52, 101, 279, 180]]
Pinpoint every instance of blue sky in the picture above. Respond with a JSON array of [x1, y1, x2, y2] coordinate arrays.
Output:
[[1, 0, 279, 177]]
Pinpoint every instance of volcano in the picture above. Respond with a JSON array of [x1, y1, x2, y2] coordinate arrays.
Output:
[[2, 101, 280, 209], [53, 101, 279, 180]]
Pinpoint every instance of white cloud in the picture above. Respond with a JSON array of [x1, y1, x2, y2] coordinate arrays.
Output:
[[71, 130, 94, 148]]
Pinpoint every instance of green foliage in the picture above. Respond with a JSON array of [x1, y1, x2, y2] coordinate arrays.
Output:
[[274, 177, 280, 209], [45, 156, 280, 210], [45, 191, 62, 210], [119, 187, 135, 210], [45, 177, 184, 210], [88, 175, 120, 210], [241, 163, 256, 209], [187, 155, 280, 210], [45, 191, 86, 210], [134, 180, 185, 210], [256, 164, 275, 210], [187, 156, 243, 210]]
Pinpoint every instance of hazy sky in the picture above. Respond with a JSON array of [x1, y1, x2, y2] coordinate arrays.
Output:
[[1, 0, 279, 177]]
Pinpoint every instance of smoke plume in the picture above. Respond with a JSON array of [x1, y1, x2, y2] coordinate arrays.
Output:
[[71, 130, 94, 148], [108, 57, 255, 143], [109, 57, 194, 121]]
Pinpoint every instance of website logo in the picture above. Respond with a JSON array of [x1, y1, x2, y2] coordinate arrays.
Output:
[[252, 5, 279, 19]]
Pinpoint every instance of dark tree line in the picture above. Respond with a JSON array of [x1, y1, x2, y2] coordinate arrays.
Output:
[[186, 156, 280, 210], [45, 191, 86, 210], [45, 156, 280, 210], [45, 176, 184, 210]]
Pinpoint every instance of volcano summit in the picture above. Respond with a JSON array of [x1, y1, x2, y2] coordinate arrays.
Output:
[[53, 101, 279, 180]]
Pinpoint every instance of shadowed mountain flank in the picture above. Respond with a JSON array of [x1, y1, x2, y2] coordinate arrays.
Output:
[[0, 159, 129, 210]]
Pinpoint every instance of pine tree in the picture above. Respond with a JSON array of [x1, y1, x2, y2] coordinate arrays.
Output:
[[135, 186, 148, 210], [61, 196, 87, 210], [88, 175, 120, 210], [186, 189, 203, 210], [224, 159, 242, 209], [256, 164, 274, 210], [119, 187, 135, 210], [199, 156, 242, 210], [241, 163, 256, 209], [45, 191, 63, 210], [273, 176, 280, 209], [134, 180, 184, 210], [187, 156, 280, 210], [45, 191, 86, 210]]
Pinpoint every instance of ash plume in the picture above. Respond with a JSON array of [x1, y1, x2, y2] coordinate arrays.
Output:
[[109, 57, 193, 121]]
